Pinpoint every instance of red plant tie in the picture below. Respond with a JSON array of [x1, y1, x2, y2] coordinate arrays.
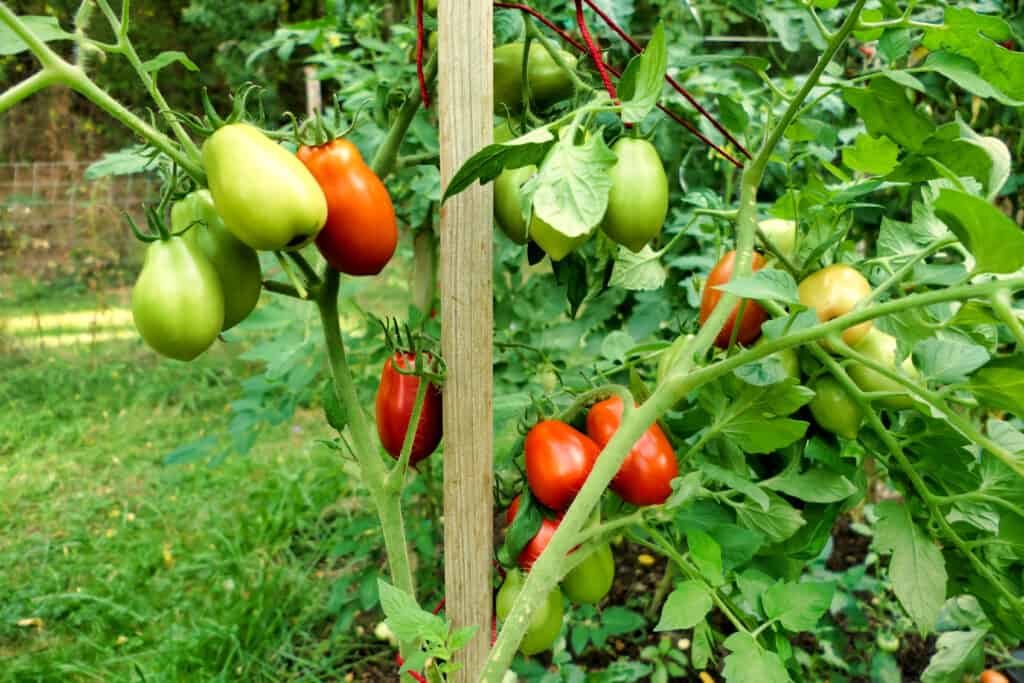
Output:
[[575, 0, 618, 104], [416, 0, 430, 108], [492, 2, 743, 168], [582, 0, 752, 160]]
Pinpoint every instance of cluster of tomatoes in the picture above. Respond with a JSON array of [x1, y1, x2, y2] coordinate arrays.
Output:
[[693, 218, 919, 440], [491, 43, 669, 261], [496, 397, 679, 656], [131, 123, 397, 361]]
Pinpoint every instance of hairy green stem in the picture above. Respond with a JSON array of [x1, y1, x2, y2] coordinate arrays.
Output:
[[992, 289, 1024, 349], [371, 52, 438, 178]]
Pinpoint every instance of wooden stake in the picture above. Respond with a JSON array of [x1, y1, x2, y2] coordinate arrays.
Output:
[[438, 1, 494, 680]]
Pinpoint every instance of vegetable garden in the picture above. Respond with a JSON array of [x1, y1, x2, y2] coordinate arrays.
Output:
[[2, 0, 1024, 681]]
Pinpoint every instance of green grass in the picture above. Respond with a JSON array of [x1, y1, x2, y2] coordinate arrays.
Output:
[[0, 338, 404, 682]]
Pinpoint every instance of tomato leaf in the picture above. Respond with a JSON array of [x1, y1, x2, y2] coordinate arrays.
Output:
[[921, 7, 1024, 102], [377, 579, 447, 643], [0, 15, 70, 56], [609, 245, 667, 291], [618, 22, 667, 123], [654, 581, 713, 631], [762, 581, 835, 632], [687, 530, 724, 587], [712, 269, 799, 306], [933, 188, 1024, 274], [914, 338, 990, 383], [722, 633, 792, 683], [920, 629, 987, 683], [970, 357, 1024, 415], [761, 468, 858, 504], [441, 128, 554, 202], [142, 50, 199, 75], [920, 52, 1024, 107], [530, 130, 617, 238], [873, 501, 948, 634], [843, 76, 936, 152], [733, 493, 806, 543], [843, 133, 900, 176], [691, 620, 714, 669]]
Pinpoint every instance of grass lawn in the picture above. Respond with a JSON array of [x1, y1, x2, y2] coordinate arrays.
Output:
[[0, 326, 408, 681]]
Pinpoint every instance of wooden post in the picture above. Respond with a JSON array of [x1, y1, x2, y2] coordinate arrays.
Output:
[[438, 1, 494, 680]]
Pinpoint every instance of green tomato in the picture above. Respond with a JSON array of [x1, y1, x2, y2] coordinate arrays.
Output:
[[529, 213, 590, 262], [758, 218, 797, 261], [494, 42, 577, 113], [494, 165, 536, 245], [132, 236, 224, 361], [173, 190, 262, 331], [601, 138, 669, 253], [808, 376, 863, 440], [202, 123, 327, 251], [495, 569, 564, 656], [562, 543, 614, 605], [848, 328, 919, 409]]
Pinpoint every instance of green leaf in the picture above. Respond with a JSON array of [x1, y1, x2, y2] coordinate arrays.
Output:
[[377, 579, 447, 644], [843, 134, 900, 175], [722, 633, 791, 683], [874, 501, 947, 633], [761, 468, 857, 504], [914, 338, 990, 383], [670, 52, 770, 72], [691, 620, 713, 668], [920, 630, 987, 683], [843, 76, 936, 152], [85, 147, 158, 179], [922, 6, 1024, 101], [531, 129, 617, 238], [762, 581, 835, 632], [0, 15, 70, 56], [442, 128, 554, 201], [717, 94, 749, 134], [720, 416, 809, 454], [702, 464, 769, 511], [687, 530, 724, 587], [609, 245, 667, 291], [932, 189, 1024, 274], [970, 357, 1024, 415], [737, 568, 773, 614], [142, 50, 199, 74], [921, 52, 1024, 107], [712, 269, 799, 305], [734, 492, 806, 543], [878, 29, 913, 62], [655, 581, 713, 631], [600, 330, 635, 362], [619, 23, 667, 124]]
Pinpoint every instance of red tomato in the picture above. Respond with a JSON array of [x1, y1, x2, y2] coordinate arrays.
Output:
[[297, 139, 398, 276], [586, 397, 678, 506], [699, 250, 769, 348], [505, 495, 562, 570], [375, 352, 442, 465], [525, 421, 600, 511]]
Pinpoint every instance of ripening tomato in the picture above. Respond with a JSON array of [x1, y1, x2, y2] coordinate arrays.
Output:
[[980, 671, 1010, 683], [375, 352, 443, 464], [758, 218, 797, 261], [202, 123, 327, 251], [561, 542, 614, 605], [495, 569, 564, 656], [586, 396, 678, 506], [808, 376, 863, 440], [505, 495, 561, 571], [525, 421, 600, 511], [172, 190, 262, 330], [601, 138, 669, 253], [699, 250, 769, 348], [494, 164, 535, 245], [297, 139, 398, 276], [798, 264, 873, 347], [132, 236, 224, 361]]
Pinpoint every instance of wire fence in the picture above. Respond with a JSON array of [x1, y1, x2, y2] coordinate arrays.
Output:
[[0, 161, 159, 228]]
